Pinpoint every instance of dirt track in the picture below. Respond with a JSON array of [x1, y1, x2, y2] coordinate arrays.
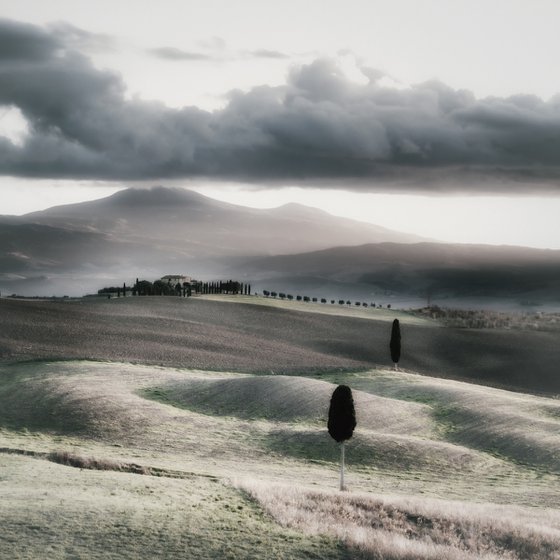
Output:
[[1, 296, 559, 394]]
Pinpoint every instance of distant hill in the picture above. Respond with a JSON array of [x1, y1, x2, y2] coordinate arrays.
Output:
[[0, 186, 425, 296], [3, 186, 559, 305], [236, 242, 560, 305]]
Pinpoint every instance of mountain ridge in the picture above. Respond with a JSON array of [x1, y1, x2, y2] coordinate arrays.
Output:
[[0, 186, 426, 296], [14, 186, 427, 247], [2, 186, 559, 304], [22, 186, 425, 241]]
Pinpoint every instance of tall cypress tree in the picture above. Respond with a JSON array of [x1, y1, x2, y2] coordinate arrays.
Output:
[[327, 385, 356, 491], [390, 319, 401, 370]]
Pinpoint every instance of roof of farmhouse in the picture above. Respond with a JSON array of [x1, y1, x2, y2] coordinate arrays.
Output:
[[161, 274, 192, 281]]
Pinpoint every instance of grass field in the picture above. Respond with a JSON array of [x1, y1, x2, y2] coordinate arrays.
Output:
[[1, 296, 560, 558], [200, 294, 435, 325], [2, 295, 560, 393]]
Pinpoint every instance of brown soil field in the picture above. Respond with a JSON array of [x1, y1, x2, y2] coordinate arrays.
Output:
[[1, 296, 558, 395]]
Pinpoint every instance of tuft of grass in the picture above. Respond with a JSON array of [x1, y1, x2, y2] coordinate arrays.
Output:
[[47, 450, 149, 475]]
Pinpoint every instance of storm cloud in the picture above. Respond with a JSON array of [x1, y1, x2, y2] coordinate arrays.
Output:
[[2, 18, 560, 192], [0, 18, 59, 61]]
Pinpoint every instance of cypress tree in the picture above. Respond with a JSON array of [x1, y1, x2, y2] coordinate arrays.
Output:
[[327, 385, 356, 490], [390, 319, 401, 370]]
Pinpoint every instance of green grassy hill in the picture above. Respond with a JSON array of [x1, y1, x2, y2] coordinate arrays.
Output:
[[2, 296, 560, 558], [2, 358, 560, 558]]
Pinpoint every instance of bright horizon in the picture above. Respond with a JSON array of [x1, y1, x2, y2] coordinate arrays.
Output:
[[3, 178, 560, 251]]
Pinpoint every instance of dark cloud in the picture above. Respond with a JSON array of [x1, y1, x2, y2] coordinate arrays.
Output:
[[148, 47, 211, 61], [0, 18, 59, 61], [2, 19, 560, 192]]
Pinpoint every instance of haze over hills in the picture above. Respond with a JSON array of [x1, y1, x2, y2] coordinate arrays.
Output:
[[1, 185, 560, 306], [0, 186, 425, 296], [238, 242, 560, 307]]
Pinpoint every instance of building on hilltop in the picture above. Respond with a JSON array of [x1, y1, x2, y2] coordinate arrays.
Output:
[[160, 274, 192, 285]]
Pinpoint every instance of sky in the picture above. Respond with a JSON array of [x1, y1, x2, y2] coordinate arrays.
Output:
[[1, 0, 560, 248]]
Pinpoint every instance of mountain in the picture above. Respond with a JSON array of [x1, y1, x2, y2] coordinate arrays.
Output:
[[0, 186, 425, 296], [21, 186, 425, 254]]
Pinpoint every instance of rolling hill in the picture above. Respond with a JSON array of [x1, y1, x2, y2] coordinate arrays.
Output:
[[2, 296, 560, 558], [2, 296, 560, 395]]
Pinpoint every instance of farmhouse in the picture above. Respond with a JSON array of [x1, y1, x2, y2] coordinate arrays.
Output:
[[160, 274, 191, 285]]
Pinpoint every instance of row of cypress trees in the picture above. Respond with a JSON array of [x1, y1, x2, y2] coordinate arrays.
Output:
[[100, 279, 252, 297]]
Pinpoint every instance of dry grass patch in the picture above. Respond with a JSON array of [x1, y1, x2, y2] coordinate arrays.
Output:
[[239, 480, 560, 560], [1, 454, 348, 560]]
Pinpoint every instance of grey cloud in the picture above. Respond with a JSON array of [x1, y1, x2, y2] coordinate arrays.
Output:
[[149, 45, 288, 62], [249, 49, 289, 59], [0, 18, 59, 60], [2, 20, 560, 192], [46, 21, 116, 52], [148, 47, 211, 61]]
